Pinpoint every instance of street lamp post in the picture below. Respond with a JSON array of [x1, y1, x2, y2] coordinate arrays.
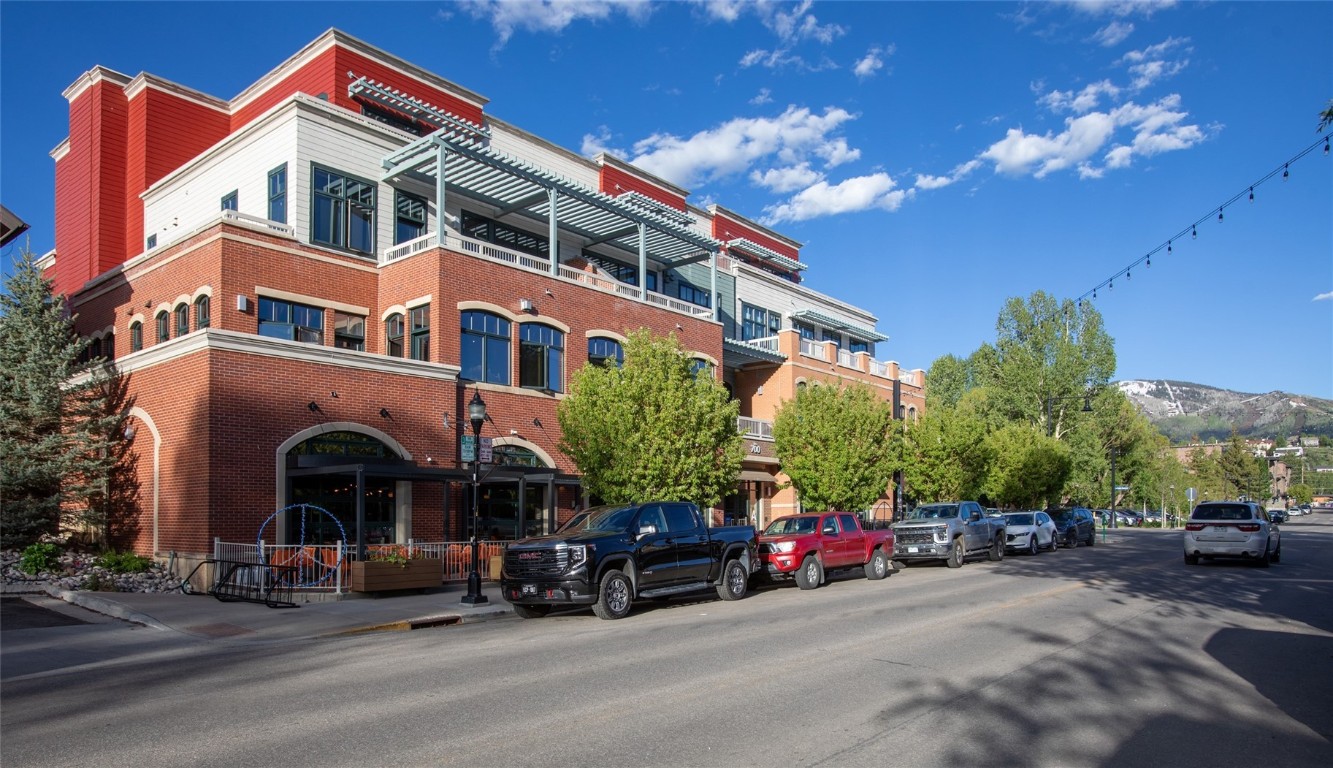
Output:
[[462, 390, 490, 606], [1109, 448, 1118, 529], [1045, 395, 1093, 438]]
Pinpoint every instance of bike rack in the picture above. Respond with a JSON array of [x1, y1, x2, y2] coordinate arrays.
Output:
[[180, 559, 299, 609]]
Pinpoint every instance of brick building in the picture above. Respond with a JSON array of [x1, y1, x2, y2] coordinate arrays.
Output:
[[42, 30, 924, 560]]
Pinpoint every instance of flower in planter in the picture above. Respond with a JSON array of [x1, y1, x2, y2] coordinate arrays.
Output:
[[367, 545, 420, 567]]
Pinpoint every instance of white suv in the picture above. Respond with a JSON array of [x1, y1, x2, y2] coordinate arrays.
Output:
[[1183, 501, 1281, 567]]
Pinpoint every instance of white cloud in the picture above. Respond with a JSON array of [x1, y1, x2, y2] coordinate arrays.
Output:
[[1119, 35, 1188, 63], [738, 47, 837, 72], [981, 112, 1118, 178], [853, 46, 888, 79], [460, 0, 654, 48], [1127, 58, 1188, 90], [1313, 291, 1333, 302], [761, 173, 912, 224], [1092, 20, 1134, 46], [1039, 80, 1122, 113], [623, 105, 858, 188], [1069, 0, 1177, 19], [750, 163, 823, 193], [750, 88, 773, 105], [914, 159, 982, 190], [1118, 36, 1191, 89], [765, 0, 846, 44], [699, 0, 745, 23], [580, 126, 622, 158]]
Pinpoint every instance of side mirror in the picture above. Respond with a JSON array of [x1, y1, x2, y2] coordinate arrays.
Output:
[[636, 523, 658, 539], [970, 511, 982, 522]]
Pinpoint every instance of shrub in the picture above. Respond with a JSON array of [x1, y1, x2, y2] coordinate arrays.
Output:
[[19, 542, 63, 575], [95, 551, 153, 574]]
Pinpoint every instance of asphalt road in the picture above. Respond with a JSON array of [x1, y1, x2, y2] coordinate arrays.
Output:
[[3, 518, 1331, 767]]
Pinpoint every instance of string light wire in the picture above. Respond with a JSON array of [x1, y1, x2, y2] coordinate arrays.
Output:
[[1078, 133, 1329, 304]]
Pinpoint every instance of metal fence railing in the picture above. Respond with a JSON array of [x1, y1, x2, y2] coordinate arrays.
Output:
[[213, 539, 511, 591]]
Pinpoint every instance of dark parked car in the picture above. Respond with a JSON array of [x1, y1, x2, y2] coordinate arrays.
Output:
[[1047, 506, 1096, 548]]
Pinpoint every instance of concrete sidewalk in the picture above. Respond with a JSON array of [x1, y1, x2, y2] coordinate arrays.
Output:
[[42, 582, 516, 642]]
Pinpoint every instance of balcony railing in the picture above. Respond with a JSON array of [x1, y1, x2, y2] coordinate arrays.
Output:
[[869, 359, 890, 378], [837, 349, 856, 368], [799, 338, 825, 360], [900, 371, 920, 387], [381, 230, 712, 319], [747, 335, 780, 353], [222, 209, 296, 238], [738, 416, 774, 441]]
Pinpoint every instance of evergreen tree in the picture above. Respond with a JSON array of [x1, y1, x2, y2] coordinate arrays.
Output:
[[772, 381, 897, 512], [558, 329, 742, 509], [0, 247, 123, 548]]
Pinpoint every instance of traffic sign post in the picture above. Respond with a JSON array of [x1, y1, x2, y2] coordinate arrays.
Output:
[[460, 435, 476, 463]]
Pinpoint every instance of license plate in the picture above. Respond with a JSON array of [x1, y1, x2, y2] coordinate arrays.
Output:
[[907, 546, 919, 553], [521, 584, 537, 595]]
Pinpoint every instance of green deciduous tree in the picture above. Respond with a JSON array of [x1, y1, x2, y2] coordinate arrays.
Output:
[[981, 423, 1070, 509], [557, 329, 742, 509], [1, 248, 124, 548], [772, 381, 896, 512], [1289, 483, 1313, 506], [900, 389, 990, 503]]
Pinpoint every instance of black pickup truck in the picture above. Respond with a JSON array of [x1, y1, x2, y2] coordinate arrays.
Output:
[[500, 501, 758, 620]]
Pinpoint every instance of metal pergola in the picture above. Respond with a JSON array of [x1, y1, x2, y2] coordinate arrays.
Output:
[[350, 77, 724, 320]]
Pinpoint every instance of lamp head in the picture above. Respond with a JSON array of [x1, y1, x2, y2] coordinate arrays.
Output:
[[468, 390, 487, 435]]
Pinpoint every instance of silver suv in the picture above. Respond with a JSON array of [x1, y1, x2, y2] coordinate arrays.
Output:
[[1183, 501, 1281, 567]]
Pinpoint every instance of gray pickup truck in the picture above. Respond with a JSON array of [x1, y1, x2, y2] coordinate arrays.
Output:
[[892, 501, 1006, 567]]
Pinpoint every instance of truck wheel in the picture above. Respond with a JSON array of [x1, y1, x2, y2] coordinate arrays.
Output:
[[988, 535, 1004, 562], [512, 604, 551, 619], [946, 537, 964, 568], [716, 559, 749, 601], [592, 569, 633, 620], [795, 555, 823, 590], [865, 549, 889, 580]]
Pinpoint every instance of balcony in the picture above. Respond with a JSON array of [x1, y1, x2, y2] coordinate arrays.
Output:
[[738, 416, 774, 441], [381, 231, 713, 320]]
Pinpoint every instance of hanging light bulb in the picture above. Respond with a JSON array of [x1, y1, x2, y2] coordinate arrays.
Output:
[[1283, 163, 1289, 180], [1146, 255, 1151, 268], [1249, 187, 1255, 202], [1126, 269, 1131, 281], [1093, 288, 1097, 299], [1192, 224, 1198, 239], [1109, 278, 1114, 290], [1325, 136, 1330, 155], [1218, 207, 1224, 222], [1167, 240, 1173, 255]]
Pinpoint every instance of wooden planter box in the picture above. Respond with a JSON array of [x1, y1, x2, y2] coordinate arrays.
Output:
[[349, 558, 442, 592]]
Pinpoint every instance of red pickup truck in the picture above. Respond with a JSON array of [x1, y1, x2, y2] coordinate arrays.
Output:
[[758, 512, 895, 589]]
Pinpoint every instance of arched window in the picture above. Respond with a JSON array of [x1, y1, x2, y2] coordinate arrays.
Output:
[[288, 432, 398, 545], [385, 313, 405, 357], [587, 336, 623, 367], [155, 311, 170, 343], [195, 295, 211, 329], [520, 324, 563, 392], [493, 444, 544, 467], [461, 311, 510, 385], [103, 331, 114, 360], [908, 406, 918, 423], [130, 321, 143, 352], [690, 358, 713, 379], [174, 303, 190, 337]]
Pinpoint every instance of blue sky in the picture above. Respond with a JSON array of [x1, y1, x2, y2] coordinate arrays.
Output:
[[2, 1, 1330, 398]]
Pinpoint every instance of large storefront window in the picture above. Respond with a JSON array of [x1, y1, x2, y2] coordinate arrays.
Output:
[[476, 445, 550, 540], [287, 432, 397, 545]]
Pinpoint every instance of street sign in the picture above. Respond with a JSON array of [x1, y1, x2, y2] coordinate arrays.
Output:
[[479, 436, 493, 463], [1114, 485, 1130, 491], [460, 435, 476, 463]]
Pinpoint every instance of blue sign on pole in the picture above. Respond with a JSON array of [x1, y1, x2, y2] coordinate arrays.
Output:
[[460, 434, 476, 463]]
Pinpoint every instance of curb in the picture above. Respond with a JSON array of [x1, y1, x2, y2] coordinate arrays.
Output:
[[45, 585, 171, 631]]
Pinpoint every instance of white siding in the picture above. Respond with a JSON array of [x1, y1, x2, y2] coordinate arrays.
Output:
[[489, 123, 601, 191], [295, 113, 410, 253]]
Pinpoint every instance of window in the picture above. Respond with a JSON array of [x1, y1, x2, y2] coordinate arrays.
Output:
[[461, 211, 549, 260], [395, 192, 427, 245], [794, 321, 816, 340], [258, 297, 324, 344], [677, 280, 710, 308], [334, 312, 365, 351], [268, 165, 287, 224], [174, 303, 190, 337], [130, 322, 143, 352], [409, 305, 430, 361], [195, 295, 211, 329], [588, 336, 623, 367], [146, 234, 157, 250], [741, 303, 781, 341], [519, 324, 563, 392], [582, 251, 657, 291], [359, 101, 426, 136], [690, 358, 713, 379], [385, 313, 404, 357], [461, 311, 510, 385], [155, 311, 170, 343], [849, 340, 868, 354], [221, 191, 238, 211], [822, 329, 841, 348], [312, 166, 375, 255], [103, 332, 114, 360]]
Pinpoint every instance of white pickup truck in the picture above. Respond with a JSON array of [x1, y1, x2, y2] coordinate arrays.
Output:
[[892, 501, 1007, 568]]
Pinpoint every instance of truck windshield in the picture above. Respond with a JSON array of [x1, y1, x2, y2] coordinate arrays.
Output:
[[559, 504, 639, 533], [764, 517, 818, 535], [910, 505, 959, 519]]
